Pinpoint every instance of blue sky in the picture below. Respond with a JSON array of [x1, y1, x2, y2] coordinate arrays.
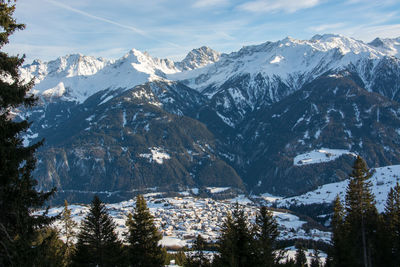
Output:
[[4, 0, 400, 63]]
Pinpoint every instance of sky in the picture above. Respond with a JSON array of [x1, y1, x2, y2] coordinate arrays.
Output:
[[4, 0, 400, 64]]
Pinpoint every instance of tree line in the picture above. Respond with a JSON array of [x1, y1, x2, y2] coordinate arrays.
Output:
[[34, 193, 312, 267]]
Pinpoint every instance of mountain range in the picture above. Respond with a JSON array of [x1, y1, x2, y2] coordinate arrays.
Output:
[[17, 34, 400, 202]]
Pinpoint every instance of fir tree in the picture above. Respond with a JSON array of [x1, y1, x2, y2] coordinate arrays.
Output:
[[60, 200, 77, 266], [175, 250, 187, 266], [0, 1, 55, 265], [125, 194, 166, 267], [214, 203, 256, 267], [72, 195, 122, 267], [254, 206, 280, 266], [32, 227, 66, 267], [294, 243, 307, 267], [185, 234, 211, 267], [330, 195, 349, 267], [380, 183, 400, 266], [309, 248, 320, 267], [344, 156, 378, 267]]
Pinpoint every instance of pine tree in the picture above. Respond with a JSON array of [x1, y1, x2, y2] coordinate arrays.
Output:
[[175, 250, 187, 266], [185, 234, 211, 267], [214, 203, 256, 267], [60, 200, 77, 266], [294, 243, 308, 267], [254, 206, 280, 266], [32, 227, 66, 267], [72, 195, 122, 267], [380, 183, 400, 266], [330, 195, 349, 267], [125, 194, 166, 267], [0, 1, 55, 265], [309, 248, 320, 267], [344, 156, 378, 267]]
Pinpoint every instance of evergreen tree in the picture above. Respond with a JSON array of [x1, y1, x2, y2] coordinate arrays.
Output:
[[60, 200, 77, 266], [380, 183, 400, 266], [309, 248, 320, 267], [0, 1, 55, 265], [185, 234, 211, 267], [125, 194, 166, 267], [175, 250, 187, 266], [254, 206, 280, 266], [32, 227, 66, 267], [344, 156, 378, 267], [294, 243, 307, 267], [330, 195, 349, 267], [214, 203, 256, 267], [72, 195, 122, 267]]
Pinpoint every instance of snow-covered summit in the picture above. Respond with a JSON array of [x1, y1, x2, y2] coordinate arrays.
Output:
[[169, 34, 389, 92], [369, 37, 400, 58], [20, 46, 221, 103], [176, 46, 220, 71], [21, 49, 182, 103], [20, 34, 400, 104], [21, 54, 111, 82]]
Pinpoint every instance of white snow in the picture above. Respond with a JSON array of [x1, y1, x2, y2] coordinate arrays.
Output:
[[168, 34, 390, 95], [206, 187, 230, 193], [159, 236, 188, 248], [228, 194, 253, 205], [216, 111, 235, 127], [139, 147, 171, 164], [277, 164, 400, 212], [122, 111, 127, 127], [260, 193, 283, 202], [294, 148, 356, 166], [281, 246, 327, 266], [270, 55, 284, 64]]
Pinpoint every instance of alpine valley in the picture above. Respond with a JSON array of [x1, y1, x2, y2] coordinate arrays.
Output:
[[17, 34, 400, 203]]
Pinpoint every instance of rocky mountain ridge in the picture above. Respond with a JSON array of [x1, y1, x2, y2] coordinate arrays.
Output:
[[17, 34, 400, 201]]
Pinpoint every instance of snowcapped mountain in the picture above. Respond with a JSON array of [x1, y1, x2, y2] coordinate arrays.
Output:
[[18, 34, 400, 202], [20, 47, 219, 104], [175, 46, 220, 71], [369, 37, 400, 58], [171, 34, 385, 91]]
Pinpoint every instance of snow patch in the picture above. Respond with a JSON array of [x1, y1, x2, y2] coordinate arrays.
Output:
[[139, 147, 171, 164], [278, 164, 400, 213], [206, 187, 230, 194], [294, 148, 356, 166]]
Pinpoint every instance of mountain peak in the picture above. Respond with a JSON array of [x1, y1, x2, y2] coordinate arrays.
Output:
[[368, 37, 400, 58], [176, 46, 220, 71]]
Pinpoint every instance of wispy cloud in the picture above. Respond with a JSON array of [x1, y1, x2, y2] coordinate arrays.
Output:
[[44, 0, 183, 49], [193, 0, 229, 8], [339, 24, 400, 41], [239, 0, 321, 13], [309, 23, 347, 32], [44, 0, 147, 36]]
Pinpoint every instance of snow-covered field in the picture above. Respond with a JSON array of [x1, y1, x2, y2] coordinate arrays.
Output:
[[293, 148, 356, 166], [44, 195, 331, 248], [277, 165, 400, 212]]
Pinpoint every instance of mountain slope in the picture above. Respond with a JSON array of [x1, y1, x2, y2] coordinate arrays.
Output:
[[33, 84, 244, 196], [16, 34, 400, 200], [233, 74, 400, 195]]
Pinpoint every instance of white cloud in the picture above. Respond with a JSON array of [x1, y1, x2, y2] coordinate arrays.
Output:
[[44, 0, 183, 49], [309, 23, 347, 32], [239, 0, 320, 13], [193, 0, 229, 8], [346, 24, 400, 41]]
